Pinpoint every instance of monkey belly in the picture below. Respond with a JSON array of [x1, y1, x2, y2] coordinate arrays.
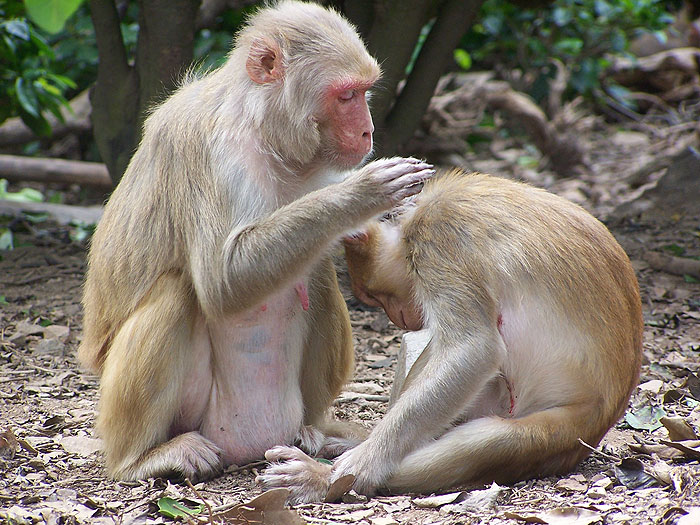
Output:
[[176, 283, 309, 466]]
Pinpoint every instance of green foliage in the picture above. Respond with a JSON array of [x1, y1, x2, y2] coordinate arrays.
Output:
[[0, 179, 44, 202], [457, 0, 675, 103], [0, 227, 13, 250], [157, 497, 204, 519], [0, 5, 77, 135], [24, 0, 84, 34]]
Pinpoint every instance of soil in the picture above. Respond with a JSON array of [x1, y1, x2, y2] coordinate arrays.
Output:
[[1, 112, 699, 524]]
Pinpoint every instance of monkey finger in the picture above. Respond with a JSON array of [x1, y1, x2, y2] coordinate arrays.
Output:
[[391, 169, 435, 195]]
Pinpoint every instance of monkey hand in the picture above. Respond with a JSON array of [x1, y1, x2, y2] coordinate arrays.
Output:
[[257, 446, 332, 504], [347, 157, 434, 217]]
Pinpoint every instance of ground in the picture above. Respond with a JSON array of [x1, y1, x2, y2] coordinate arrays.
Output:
[[1, 111, 699, 524]]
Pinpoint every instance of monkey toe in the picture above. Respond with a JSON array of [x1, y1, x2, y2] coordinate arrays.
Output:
[[295, 425, 325, 456]]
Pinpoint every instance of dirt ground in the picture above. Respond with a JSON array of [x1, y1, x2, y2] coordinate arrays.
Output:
[[1, 110, 699, 524]]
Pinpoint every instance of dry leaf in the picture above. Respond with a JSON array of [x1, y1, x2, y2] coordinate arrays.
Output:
[[42, 324, 70, 342], [441, 482, 504, 514], [555, 478, 588, 493], [638, 379, 664, 393], [677, 507, 700, 525], [324, 474, 356, 503], [629, 442, 684, 460], [586, 486, 606, 499], [613, 458, 659, 489], [371, 518, 399, 525], [413, 491, 467, 508], [648, 456, 672, 485], [214, 488, 303, 525], [58, 435, 102, 456], [537, 507, 603, 524], [0, 429, 18, 458], [8, 320, 44, 342], [660, 439, 700, 460], [660, 416, 698, 441], [340, 509, 374, 522]]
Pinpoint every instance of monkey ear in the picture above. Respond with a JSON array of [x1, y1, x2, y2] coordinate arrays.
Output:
[[246, 38, 284, 84]]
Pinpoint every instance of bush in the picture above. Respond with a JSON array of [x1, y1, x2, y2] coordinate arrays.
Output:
[[457, 0, 676, 103]]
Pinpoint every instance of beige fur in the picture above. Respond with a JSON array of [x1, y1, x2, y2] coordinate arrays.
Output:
[[259, 170, 643, 501], [80, 0, 433, 481]]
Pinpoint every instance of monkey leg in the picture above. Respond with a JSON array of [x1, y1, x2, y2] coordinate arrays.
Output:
[[386, 403, 597, 494], [298, 257, 365, 455], [97, 272, 223, 481]]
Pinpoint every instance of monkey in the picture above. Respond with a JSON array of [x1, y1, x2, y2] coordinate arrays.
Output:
[[258, 170, 643, 503], [78, 0, 434, 482]]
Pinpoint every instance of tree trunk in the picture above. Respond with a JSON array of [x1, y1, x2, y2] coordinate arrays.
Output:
[[89, 0, 200, 185], [375, 0, 484, 157]]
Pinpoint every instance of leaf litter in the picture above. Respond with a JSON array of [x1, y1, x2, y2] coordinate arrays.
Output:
[[1, 105, 700, 523]]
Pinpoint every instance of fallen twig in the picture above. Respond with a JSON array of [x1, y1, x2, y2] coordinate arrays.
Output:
[[645, 251, 700, 279]]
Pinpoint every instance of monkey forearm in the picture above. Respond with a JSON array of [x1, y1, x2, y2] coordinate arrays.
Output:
[[208, 161, 430, 314], [216, 183, 382, 312], [351, 341, 501, 468]]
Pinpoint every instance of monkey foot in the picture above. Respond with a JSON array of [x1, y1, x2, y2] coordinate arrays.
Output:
[[258, 446, 331, 504]]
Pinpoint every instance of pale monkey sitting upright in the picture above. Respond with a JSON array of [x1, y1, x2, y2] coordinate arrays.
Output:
[[260, 170, 643, 502]]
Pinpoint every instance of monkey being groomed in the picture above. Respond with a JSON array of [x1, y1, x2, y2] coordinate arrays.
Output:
[[79, 1, 434, 481], [259, 170, 643, 503]]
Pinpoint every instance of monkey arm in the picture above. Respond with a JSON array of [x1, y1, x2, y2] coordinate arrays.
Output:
[[190, 158, 432, 317], [331, 326, 506, 493]]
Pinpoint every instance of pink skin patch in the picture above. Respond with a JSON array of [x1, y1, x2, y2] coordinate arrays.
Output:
[[295, 282, 309, 312], [506, 377, 516, 416], [497, 313, 516, 415], [260, 304, 267, 312]]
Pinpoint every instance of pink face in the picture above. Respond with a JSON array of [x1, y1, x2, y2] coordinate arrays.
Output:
[[324, 80, 375, 167]]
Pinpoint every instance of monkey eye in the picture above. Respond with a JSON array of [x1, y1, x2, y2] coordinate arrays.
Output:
[[338, 89, 354, 101]]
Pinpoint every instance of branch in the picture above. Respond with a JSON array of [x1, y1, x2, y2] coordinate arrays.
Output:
[[0, 155, 113, 188], [645, 251, 700, 279], [378, 0, 484, 156], [365, 0, 434, 127], [0, 200, 103, 225]]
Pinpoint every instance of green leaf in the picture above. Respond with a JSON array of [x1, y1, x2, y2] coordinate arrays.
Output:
[[662, 244, 685, 257], [25, 0, 85, 34], [315, 458, 333, 465], [554, 37, 584, 56], [19, 111, 52, 137], [2, 19, 30, 40], [23, 212, 49, 223], [0, 295, 9, 306], [0, 228, 13, 250], [39, 318, 53, 327], [625, 405, 666, 431], [15, 77, 40, 117], [552, 7, 572, 26], [0, 179, 44, 203], [157, 497, 204, 519], [454, 49, 472, 71]]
